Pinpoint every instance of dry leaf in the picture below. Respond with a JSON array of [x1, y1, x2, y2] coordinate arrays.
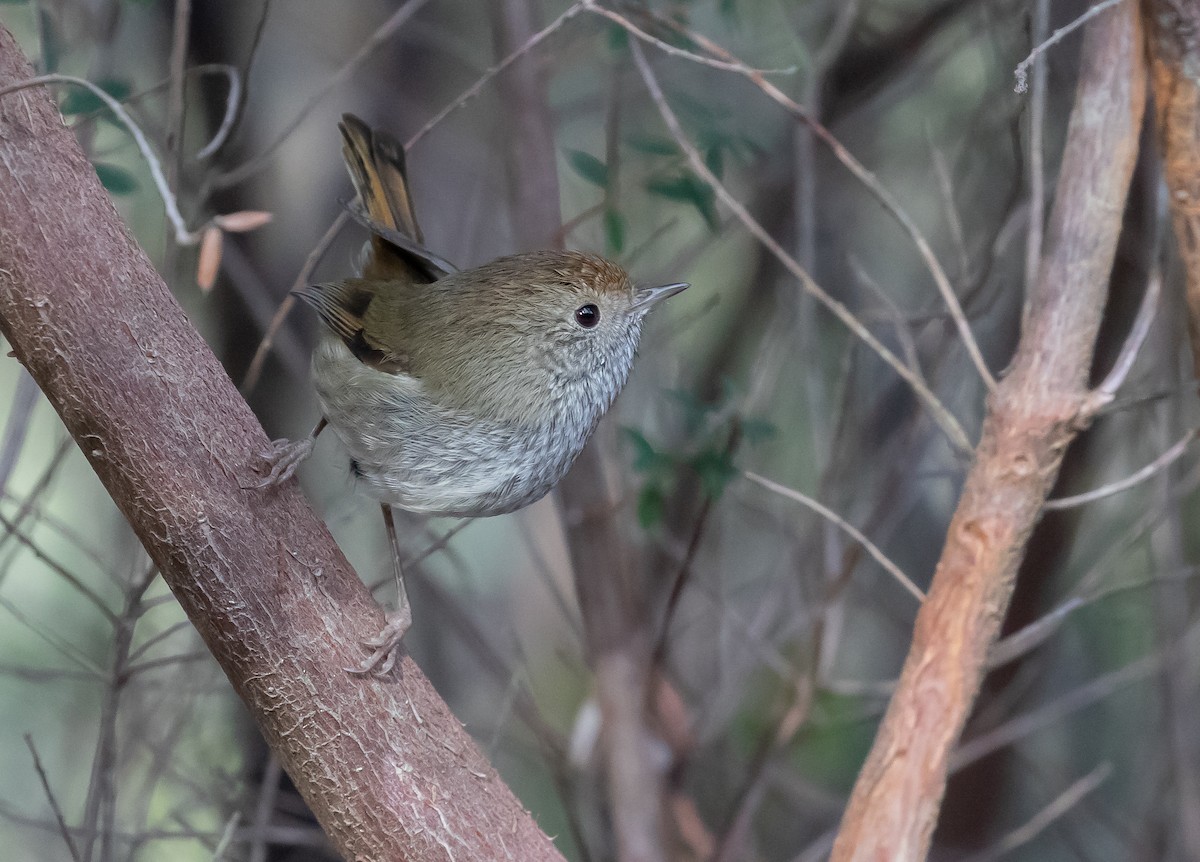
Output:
[[197, 226, 223, 293], [213, 210, 273, 233]]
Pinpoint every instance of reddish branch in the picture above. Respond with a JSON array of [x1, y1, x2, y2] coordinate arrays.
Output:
[[830, 5, 1146, 859], [1145, 0, 1200, 378], [0, 27, 563, 862]]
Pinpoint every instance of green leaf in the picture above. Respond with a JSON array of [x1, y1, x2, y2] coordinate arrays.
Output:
[[626, 134, 679, 156], [667, 389, 713, 435], [566, 149, 608, 188], [606, 22, 628, 52], [637, 484, 666, 528], [622, 427, 672, 475], [704, 145, 724, 180], [59, 79, 132, 116], [740, 418, 778, 445], [691, 449, 737, 498], [94, 162, 138, 195], [604, 207, 625, 254], [645, 174, 693, 200], [645, 173, 719, 231]]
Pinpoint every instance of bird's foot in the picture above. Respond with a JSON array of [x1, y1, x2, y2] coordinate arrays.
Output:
[[345, 606, 412, 676], [245, 437, 315, 489]]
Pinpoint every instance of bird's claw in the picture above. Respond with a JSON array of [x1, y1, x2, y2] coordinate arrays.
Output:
[[244, 437, 315, 489], [345, 606, 412, 676]]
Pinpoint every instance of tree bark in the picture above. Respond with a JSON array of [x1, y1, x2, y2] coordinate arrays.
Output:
[[830, 4, 1146, 859], [0, 26, 564, 862], [1145, 0, 1200, 379]]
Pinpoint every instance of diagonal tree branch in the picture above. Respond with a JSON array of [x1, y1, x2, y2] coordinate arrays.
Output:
[[0, 26, 563, 862], [829, 4, 1146, 858]]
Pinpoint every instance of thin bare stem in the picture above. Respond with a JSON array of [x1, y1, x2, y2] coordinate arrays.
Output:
[[25, 734, 82, 862], [211, 0, 431, 189], [0, 74, 200, 244], [583, 3, 798, 75], [0, 369, 38, 495], [744, 471, 924, 601], [1013, 0, 1126, 93], [1024, 0, 1050, 291], [1044, 428, 1196, 510], [1093, 265, 1161, 402], [240, 210, 349, 394], [247, 757, 282, 862], [950, 652, 1161, 772], [630, 41, 972, 454], [622, 8, 997, 394], [194, 65, 242, 160], [406, 2, 585, 151], [970, 763, 1112, 862], [164, 0, 191, 186]]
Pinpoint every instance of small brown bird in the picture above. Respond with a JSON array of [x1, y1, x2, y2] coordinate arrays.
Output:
[[258, 114, 686, 671]]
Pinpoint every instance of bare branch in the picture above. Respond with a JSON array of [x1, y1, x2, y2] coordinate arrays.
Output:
[[744, 471, 924, 602], [24, 734, 82, 862], [829, 4, 1145, 857], [406, 2, 586, 151], [629, 41, 973, 455], [622, 7, 998, 395], [1013, 0, 1126, 93], [211, 0, 432, 190], [1044, 427, 1195, 510], [969, 763, 1112, 862]]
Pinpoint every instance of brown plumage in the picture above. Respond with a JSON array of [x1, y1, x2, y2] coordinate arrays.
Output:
[[287, 114, 687, 517]]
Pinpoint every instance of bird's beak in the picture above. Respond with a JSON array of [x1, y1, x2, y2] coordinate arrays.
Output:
[[631, 281, 689, 311]]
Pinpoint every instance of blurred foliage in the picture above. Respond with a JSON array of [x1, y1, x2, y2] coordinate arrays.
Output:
[[0, 1, 1196, 861]]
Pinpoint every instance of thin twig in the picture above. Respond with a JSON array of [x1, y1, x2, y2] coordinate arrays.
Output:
[[744, 471, 924, 601], [1024, 0, 1050, 290], [164, 0, 191, 189], [240, 210, 349, 394], [406, 1, 586, 151], [1044, 428, 1196, 510], [0, 511, 119, 623], [0, 74, 201, 244], [630, 41, 972, 455], [1013, 0, 1126, 93], [1092, 265, 1161, 403], [969, 763, 1112, 862], [194, 65, 242, 160], [211, 0, 432, 189], [950, 652, 1161, 772], [583, 3, 798, 75], [25, 734, 82, 862], [625, 8, 998, 395], [247, 757, 282, 862], [0, 369, 38, 496], [203, 0, 270, 160], [211, 812, 242, 861]]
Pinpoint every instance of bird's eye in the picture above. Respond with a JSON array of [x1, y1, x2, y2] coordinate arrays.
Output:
[[575, 304, 600, 328]]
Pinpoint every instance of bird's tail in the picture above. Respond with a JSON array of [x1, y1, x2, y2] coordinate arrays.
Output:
[[338, 113, 429, 282]]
